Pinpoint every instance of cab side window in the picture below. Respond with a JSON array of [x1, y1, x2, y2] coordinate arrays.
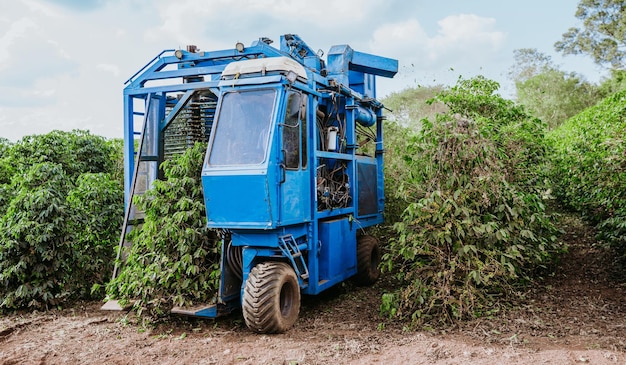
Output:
[[283, 91, 307, 170]]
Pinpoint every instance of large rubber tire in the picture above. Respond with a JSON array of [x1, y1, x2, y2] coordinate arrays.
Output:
[[242, 262, 300, 334], [354, 235, 381, 286]]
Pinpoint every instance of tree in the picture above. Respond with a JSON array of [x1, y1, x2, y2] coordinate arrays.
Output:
[[598, 69, 626, 96], [510, 48, 600, 128], [555, 0, 626, 68], [508, 48, 553, 83], [383, 85, 446, 130], [516, 69, 600, 129]]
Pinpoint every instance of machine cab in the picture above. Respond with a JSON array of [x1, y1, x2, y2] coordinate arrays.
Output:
[[201, 57, 311, 230]]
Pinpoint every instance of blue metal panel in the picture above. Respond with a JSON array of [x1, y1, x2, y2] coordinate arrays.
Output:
[[327, 44, 398, 91], [315, 218, 357, 293], [231, 231, 280, 248], [280, 169, 311, 226], [348, 70, 377, 99], [326, 45, 353, 86], [203, 173, 277, 229], [125, 80, 221, 97], [122, 95, 134, 207], [350, 50, 398, 78]]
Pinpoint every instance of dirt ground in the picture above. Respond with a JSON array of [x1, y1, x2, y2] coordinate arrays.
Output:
[[1, 213, 625, 364]]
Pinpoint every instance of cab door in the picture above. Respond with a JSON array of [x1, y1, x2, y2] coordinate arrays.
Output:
[[278, 90, 310, 226]]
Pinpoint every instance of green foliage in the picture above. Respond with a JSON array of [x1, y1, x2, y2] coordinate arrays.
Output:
[[516, 69, 600, 129], [510, 48, 601, 129], [0, 137, 10, 152], [67, 173, 123, 297], [381, 77, 559, 327], [7, 130, 114, 178], [548, 89, 626, 253], [434, 76, 550, 190], [0, 138, 14, 185], [555, 0, 626, 68], [0, 130, 123, 311], [382, 86, 449, 227], [598, 69, 626, 97], [381, 122, 414, 227], [106, 143, 221, 317], [383, 85, 447, 130], [106, 138, 125, 187], [508, 48, 553, 83], [0, 184, 10, 218], [0, 163, 74, 309]]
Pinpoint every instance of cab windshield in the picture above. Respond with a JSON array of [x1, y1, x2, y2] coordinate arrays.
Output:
[[208, 89, 276, 166]]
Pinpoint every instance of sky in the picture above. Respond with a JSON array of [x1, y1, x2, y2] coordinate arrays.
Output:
[[0, 0, 606, 141]]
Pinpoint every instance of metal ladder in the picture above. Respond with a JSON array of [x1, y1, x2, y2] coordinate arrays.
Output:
[[278, 235, 309, 280]]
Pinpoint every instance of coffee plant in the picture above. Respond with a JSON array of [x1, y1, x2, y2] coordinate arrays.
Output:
[[381, 77, 560, 327], [0, 138, 13, 186], [67, 173, 124, 297], [548, 89, 626, 252], [0, 130, 123, 311], [0, 163, 74, 309], [106, 143, 222, 317], [7, 130, 114, 178]]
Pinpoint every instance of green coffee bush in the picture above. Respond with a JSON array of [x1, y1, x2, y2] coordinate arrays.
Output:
[[106, 143, 221, 317], [548, 90, 626, 254], [381, 77, 560, 327], [0, 131, 123, 311]]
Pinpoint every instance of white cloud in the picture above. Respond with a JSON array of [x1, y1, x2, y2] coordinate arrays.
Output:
[[369, 19, 429, 60], [142, 0, 389, 53], [22, 0, 62, 17], [0, 86, 56, 108], [96, 63, 120, 77], [0, 1, 79, 89], [434, 14, 506, 53], [0, 33, 78, 87], [32, 88, 56, 98], [46, 39, 72, 60], [371, 15, 506, 67], [144, 0, 215, 46], [260, 0, 369, 26], [0, 18, 38, 68], [369, 15, 507, 93]]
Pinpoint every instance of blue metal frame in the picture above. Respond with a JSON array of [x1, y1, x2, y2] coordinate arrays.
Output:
[[121, 34, 398, 317]]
